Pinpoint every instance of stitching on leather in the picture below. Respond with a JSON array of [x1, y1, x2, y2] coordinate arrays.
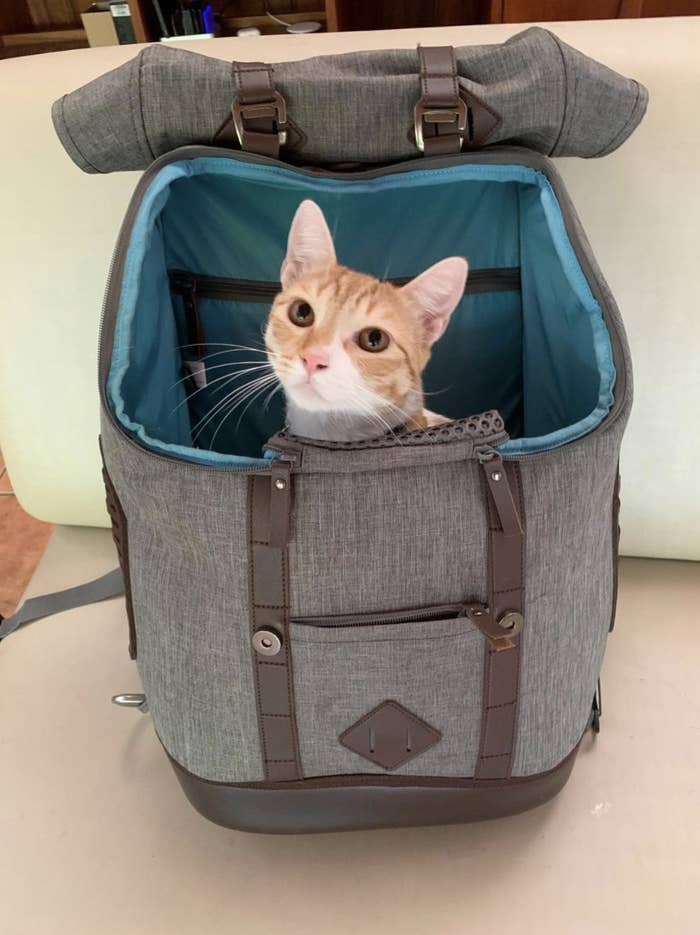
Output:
[[255, 603, 285, 610], [339, 700, 441, 743], [476, 468, 496, 776], [506, 463, 526, 778], [487, 700, 516, 711], [248, 478, 269, 771]]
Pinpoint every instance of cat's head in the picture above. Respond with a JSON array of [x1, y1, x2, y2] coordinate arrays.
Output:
[[265, 199, 468, 434]]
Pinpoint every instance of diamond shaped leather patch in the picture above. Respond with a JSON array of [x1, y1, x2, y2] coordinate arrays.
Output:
[[339, 700, 442, 771]]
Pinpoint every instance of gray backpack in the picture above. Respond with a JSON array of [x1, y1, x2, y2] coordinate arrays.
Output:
[[4, 29, 645, 833]]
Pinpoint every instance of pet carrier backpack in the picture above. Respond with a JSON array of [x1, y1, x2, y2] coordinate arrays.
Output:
[[3, 28, 645, 833]]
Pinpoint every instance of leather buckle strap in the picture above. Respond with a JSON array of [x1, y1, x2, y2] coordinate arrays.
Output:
[[231, 61, 288, 158], [414, 46, 466, 155], [474, 453, 526, 780]]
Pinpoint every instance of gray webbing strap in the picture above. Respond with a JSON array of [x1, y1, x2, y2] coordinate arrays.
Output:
[[0, 567, 124, 641]]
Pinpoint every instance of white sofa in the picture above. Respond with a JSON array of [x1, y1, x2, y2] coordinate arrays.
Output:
[[1, 17, 698, 559]]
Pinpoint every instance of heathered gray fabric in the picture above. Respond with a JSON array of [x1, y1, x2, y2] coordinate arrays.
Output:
[[100, 415, 264, 783], [288, 459, 488, 618], [512, 414, 626, 776], [290, 617, 484, 778], [96, 141, 635, 784], [52, 27, 647, 173]]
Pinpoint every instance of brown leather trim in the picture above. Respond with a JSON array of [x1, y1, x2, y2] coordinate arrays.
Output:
[[416, 46, 464, 156], [100, 449, 137, 660], [339, 700, 442, 771], [166, 740, 580, 833], [213, 113, 304, 154], [609, 466, 621, 632], [414, 46, 501, 155], [248, 469, 302, 781], [474, 459, 525, 780], [230, 61, 287, 158]]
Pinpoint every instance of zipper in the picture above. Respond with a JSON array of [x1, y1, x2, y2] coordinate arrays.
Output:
[[292, 600, 518, 652], [99, 144, 629, 468], [169, 271, 205, 357], [168, 267, 521, 305], [292, 603, 465, 629]]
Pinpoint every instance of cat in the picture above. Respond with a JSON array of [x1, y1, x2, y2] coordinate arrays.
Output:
[[265, 199, 469, 443]]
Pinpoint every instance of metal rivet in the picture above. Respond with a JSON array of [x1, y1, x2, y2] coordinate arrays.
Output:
[[274, 478, 286, 490], [252, 629, 282, 656], [491, 471, 502, 482], [497, 611, 524, 635]]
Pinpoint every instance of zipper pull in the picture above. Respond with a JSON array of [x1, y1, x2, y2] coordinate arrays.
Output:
[[462, 602, 522, 652], [265, 434, 303, 468], [269, 461, 292, 548]]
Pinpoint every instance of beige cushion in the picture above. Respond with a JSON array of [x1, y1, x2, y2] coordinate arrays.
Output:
[[0, 18, 698, 558]]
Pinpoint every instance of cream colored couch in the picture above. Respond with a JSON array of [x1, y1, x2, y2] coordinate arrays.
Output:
[[1, 18, 698, 558]]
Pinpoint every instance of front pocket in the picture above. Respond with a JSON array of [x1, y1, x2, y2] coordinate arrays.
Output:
[[289, 607, 485, 779]]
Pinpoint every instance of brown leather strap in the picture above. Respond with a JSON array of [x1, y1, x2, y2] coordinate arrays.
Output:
[[414, 45, 501, 155], [474, 457, 525, 780], [609, 466, 621, 632], [100, 445, 137, 660], [248, 467, 302, 781], [415, 46, 466, 156], [231, 61, 287, 158]]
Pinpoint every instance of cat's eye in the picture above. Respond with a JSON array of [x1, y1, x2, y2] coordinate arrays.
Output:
[[357, 328, 390, 353], [288, 300, 314, 327]]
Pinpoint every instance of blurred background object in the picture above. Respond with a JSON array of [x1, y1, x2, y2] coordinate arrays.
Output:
[[2, 0, 698, 57]]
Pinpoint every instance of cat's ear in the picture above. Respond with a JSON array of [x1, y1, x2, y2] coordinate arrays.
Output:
[[281, 200, 337, 290], [401, 257, 468, 345]]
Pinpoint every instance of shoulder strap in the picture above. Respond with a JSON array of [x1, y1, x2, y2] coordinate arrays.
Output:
[[0, 567, 124, 642]]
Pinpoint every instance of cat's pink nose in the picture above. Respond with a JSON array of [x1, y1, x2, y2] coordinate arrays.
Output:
[[301, 349, 329, 376]]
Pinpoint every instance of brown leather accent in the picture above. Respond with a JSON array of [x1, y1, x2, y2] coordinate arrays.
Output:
[[609, 466, 621, 632], [414, 46, 501, 155], [248, 468, 302, 781], [461, 87, 502, 148], [213, 113, 304, 154], [474, 458, 525, 781], [339, 700, 442, 771], [167, 739, 580, 834], [230, 61, 287, 158], [416, 46, 464, 156], [99, 443, 137, 660]]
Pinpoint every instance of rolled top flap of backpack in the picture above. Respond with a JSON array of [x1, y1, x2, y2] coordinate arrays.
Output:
[[51, 26, 648, 174]]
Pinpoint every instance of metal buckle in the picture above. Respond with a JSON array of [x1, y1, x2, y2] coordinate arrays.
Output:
[[232, 91, 288, 148], [413, 96, 468, 153]]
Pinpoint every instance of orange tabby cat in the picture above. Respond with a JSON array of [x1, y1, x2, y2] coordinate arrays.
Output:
[[265, 200, 468, 442]]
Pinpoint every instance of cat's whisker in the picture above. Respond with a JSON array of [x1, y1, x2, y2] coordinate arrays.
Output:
[[193, 372, 279, 433], [166, 365, 276, 418], [207, 375, 281, 449], [191, 373, 278, 443], [176, 341, 269, 354], [234, 379, 281, 433], [174, 343, 283, 365], [168, 361, 275, 392], [262, 383, 283, 414]]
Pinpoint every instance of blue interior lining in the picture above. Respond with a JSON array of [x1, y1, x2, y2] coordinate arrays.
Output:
[[107, 158, 616, 466]]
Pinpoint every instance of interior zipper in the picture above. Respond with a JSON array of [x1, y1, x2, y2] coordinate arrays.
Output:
[[168, 267, 521, 305]]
